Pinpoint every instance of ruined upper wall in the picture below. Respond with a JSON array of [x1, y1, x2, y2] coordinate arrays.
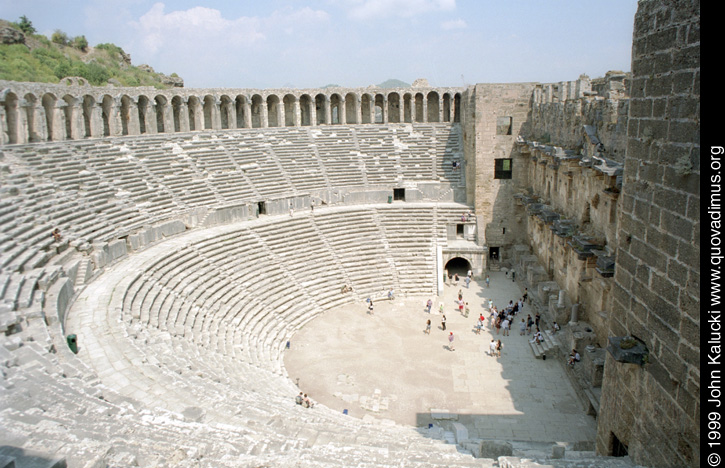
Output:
[[527, 72, 631, 163]]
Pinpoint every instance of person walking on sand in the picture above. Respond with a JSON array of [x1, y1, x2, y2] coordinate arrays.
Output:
[[425, 319, 432, 334], [441, 315, 447, 331], [448, 332, 455, 351]]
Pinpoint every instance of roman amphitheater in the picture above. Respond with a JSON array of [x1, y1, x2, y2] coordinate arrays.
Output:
[[0, 2, 699, 467]]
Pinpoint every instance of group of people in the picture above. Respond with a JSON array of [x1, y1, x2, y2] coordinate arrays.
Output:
[[295, 392, 315, 408]]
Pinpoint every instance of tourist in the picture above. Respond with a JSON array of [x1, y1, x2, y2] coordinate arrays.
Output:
[[458, 290, 463, 302], [567, 349, 581, 367], [425, 319, 431, 334], [368, 300, 374, 315], [496, 339, 503, 357], [530, 329, 543, 344], [485, 275, 490, 288], [464, 276, 470, 288], [501, 317, 510, 336], [535, 312, 541, 329], [519, 318, 526, 335], [295, 392, 304, 405], [494, 316, 501, 335], [448, 332, 455, 351], [458, 300, 464, 316], [552, 321, 561, 334], [388, 288, 394, 301], [454, 274, 459, 285], [467, 269, 472, 278], [426, 299, 433, 313], [51, 228, 62, 242], [464, 302, 469, 318], [489, 339, 497, 357], [518, 298, 524, 312], [511, 269, 515, 282], [441, 315, 447, 331], [523, 288, 528, 302], [303, 394, 315, 408], [289, 203, 294, 217], [526, 315, 534, 334]]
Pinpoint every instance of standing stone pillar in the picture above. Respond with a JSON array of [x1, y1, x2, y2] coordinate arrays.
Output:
[[108, 98, 123, 137], [146, 103, 158, 134], [211, 99, 222, 130], [355, 96, 362, 125], [177, 100, 190, 132], [223, 100, 236, 129], [0, 105, 8, 145], [127, 100, 141, 136], [293, 99, 301, 127], [276, 101, 284, 128], [31, 100, 49, 142], [438, 96, 444, 123], [339, 100, 346, 125], [51, 101, 67, 141], [191, 102, 203, 132], [421, 98, 428, 123], [89, 102, 104, 138], [323, 98, 331, 125], [380, 96, 387, 123], [242, 99, 251, 128], [310, 102, 317, 127], [15, 99, 30, 144], [162, 101, 174, 134], [261, 101, 269, 128]]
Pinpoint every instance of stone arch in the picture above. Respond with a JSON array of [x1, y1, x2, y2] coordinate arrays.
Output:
[[361, 94, 373, 124], [345, 93, 357, 124], [202, 95, 216, 130], [314, 94, 327, 125], [330, 94, 342, 124], [120, 95, 133, 135], [101, 95, 114, 137], [24, 93, 40, 142], [283, 94, 296, 127], [220, 95, 233, 130], [81, 95, 95, 138], [235, 95, 249, 128], [414, 93, 425, 122], [137, 95, 150, 134], [251, 94, 263, 128], [267, 94, 280, 127], [387, 92, 401, 123], [442, 93, 451, 123], [155, 95, 169, 133], [2, 91, 19, 144], [62, 94, 76, 139], [374, 94, 385, 123], [171, 95, 184, 133], [453, 93, 462, 123], [427, 91, 440, 122], [403, 93, 413, 123], [444, 256, 473, 276], [300, 94, 313, 126], [41, 93, 57, 141], [187, 96, 202, 131]]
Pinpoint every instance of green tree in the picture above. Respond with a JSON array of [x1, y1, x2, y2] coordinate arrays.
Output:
[[51, 30, 69, 46], [72, 35, 88, 52], [18, 15, 36, 35]]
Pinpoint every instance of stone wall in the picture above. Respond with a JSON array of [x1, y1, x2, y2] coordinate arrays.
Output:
[[463, 83, 537, 260], [529, 73, 630, 163], [596, 1, 700, 466]]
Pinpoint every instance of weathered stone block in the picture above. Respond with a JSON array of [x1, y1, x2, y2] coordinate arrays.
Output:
[[478, 440, 512, 459]]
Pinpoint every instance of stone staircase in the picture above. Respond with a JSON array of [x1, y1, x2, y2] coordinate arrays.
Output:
[[529, 330, 561, 359]]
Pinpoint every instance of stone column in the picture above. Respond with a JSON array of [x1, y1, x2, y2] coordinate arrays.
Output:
[[51, 101, 67, 141], [210, 99, 222, 130], [177, 100, 190, 133], [162, 101, 174, 134], [224, 100, 237, 129], [323, 98, 331, 125], [88, 102, 103, 138], [261, 101, 269, 128], [146, 103, 158, 134], [310, 102, 317, 127], [127, 100, 141, 136], [422, 98, 428, 123], [243, 99, 251, 128], [381, 96, 387, 123], [31, 100, 49, 142], [355, 96, 362, 125], [15, 98, 30, 144], [293, 99, 301, 127], [0, 105, 7, 145], [339, 100, 346, 125], [108, 98, 123, 137]]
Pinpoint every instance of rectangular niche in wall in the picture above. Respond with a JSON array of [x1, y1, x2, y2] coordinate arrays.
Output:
[[496, 116, 512, 135], [494, 158, 513, 179], [393, 188, 406, 201]]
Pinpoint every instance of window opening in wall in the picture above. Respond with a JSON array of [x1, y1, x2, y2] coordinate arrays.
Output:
[[489, 247, 500, 261], [393, 188, 406, 201], [257, 201, 267, 216], [456, 224, 464, 238], [502, 227, 506, 234], [611, 433, 628, 457], [496, 116, 512, 135], [494, 159, 513, 179]]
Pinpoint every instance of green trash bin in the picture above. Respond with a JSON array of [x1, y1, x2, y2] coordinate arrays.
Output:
[[67, 334, 78, 354], [387, 195, 393, 204]]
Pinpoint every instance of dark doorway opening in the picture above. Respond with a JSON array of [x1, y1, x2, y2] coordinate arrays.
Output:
[[611, 434, 628, 457], [257, 201, 267, 216], [488, 247, 500, 261], [393, 188, 405, 201], [456, 224, 464, 238], [445, 257, 471, 277]]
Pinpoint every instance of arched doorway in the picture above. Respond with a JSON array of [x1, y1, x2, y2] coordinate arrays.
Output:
[[444, 257, 471, 278]]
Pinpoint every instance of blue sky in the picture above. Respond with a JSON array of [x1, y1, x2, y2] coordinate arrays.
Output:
[[1, 0, 638, 89]]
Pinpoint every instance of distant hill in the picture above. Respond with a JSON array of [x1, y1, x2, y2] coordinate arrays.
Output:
[[0, 18, 183, 88], [377, 79, 410, 88]]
